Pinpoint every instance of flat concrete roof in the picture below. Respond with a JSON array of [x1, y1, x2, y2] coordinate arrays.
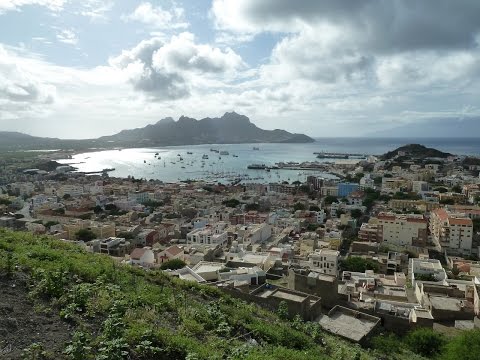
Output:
[[272, 290, 307, 303], [192, 262, 224, 273], [429, 296, 465, 311], [318, 311, 379, 342]]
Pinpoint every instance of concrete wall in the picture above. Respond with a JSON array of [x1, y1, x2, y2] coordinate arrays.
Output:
[[221, 284, 322, 321], [287, 269, 338, 308]]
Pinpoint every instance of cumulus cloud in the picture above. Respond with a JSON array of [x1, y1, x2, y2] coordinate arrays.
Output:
[[56, 29, 78, 45], [212, 0, 480, 51], [78, 0, 113, 22], [212, 0, 480, 85], [122, 2, 188, 29], [110, 32, 244, 100], [0, 0, 66, 14], [210, 0, 480, 135], [0, 45, 55, 106]]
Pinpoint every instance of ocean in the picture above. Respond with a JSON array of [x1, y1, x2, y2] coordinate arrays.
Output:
[[57, 138, 480, 183]]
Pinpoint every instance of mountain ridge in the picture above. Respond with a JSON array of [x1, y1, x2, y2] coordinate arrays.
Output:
[[0, 112, 313, 151], [99, 111, 314, 146]]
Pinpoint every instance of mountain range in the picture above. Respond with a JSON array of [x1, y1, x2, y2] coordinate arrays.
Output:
[[0, 112, 313, 151], [99, 112, 314, 145]]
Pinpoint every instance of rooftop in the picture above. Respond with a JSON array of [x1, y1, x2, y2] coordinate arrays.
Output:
[[318, 306, 380, 342]]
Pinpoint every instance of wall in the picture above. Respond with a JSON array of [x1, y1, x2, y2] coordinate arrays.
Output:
[[287, 269, 338, 308]]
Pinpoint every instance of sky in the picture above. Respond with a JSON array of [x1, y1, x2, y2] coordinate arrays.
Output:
[[0, 0, 480, 139]]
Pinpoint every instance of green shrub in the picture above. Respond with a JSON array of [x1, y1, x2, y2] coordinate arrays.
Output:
[[405, 328, 444, 358], [441, 329, 480, 360], [160, 258, 186, 270]]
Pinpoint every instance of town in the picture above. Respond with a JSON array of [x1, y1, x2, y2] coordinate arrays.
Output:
[[2, 143, 480, 345]]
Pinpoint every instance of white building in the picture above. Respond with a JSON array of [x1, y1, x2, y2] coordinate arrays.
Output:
[[412, 181, 429, 194], [359, 173, 375, 190], [309, 249, 340, 276], [244, 223, 272, 244], [130, 247, 155, 267], [408, 258, 447, 286], [58, 184, 84, 197], [373, 212, 428, 247], [187, 222, 228, 246], [430, 208, 473, 255]]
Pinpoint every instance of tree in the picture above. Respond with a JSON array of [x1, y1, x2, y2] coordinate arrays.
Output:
[[292, 180, 301, 186], [440, 198, 455, 205], [105, 204, 118, 212], [245, 203, 260, 212], [75, 229, 96, 241], [434, 187, 448, 193], [309, 205, 320, 212], [472, 218, 480, 233], [44, 221, 59, 228], [324, 196, 338, 205], [160, 259, 186, 270], [0, 198, 12, 206], [63, 193, 71, 200], [306, 223, 319, 232], [405, 328, 444, 358], [451, 185, 462, 193], [293, 202, 306, 211], [277, 301, 289, 320], [93, 205, 103, 214], [222, 199, 240, 208], [442, 329, 480, 360], [350, 209, 362, 219], [340, 257, 379, 272]]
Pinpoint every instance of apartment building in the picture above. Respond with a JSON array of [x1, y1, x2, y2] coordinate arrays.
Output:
[[430, 208, 473, 255], [381, 178, 410, 194], [63, 220, 115, 240], [372, 212, 428, 247], [309, 249, 340, 276], [186, 222, 229, 246], [358, 223, 383, 243], [57, 184, 84, 197]]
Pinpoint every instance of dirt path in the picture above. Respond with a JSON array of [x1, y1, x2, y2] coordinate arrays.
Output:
[[0, 275, 72, 359]]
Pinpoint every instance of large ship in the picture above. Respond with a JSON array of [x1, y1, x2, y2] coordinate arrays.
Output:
[[220, 150, 229, 155], [247, 163, 267, 169]]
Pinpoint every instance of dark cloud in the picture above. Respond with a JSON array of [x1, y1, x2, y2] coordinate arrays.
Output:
[[214, 0, 480, 52]]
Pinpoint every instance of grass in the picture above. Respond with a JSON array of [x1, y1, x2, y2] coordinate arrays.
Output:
[[0, 228, 428, 360]]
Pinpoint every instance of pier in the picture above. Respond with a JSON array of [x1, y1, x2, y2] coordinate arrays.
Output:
[[314, 151, 368, 159]]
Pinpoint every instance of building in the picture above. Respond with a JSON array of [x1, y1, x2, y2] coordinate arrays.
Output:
[[307, 176, 324, 190], [57, 184, 84, 197], [99, 237, 131, 257], [409, 258, 447, 286], [381, 178, 410, 194], [243, 223, 272, 244], [359, 174, 375, 189], [430, 208, 473, 255], [337, 183, 360, 198], [186, 222, 228, 246], [63, 220, 115, 240], [373, 212, 428, 247], [130, 247, 155, 267], [358, 223, 383, 243], [308, 249, 340, 276], [412, 181, 429, 193]]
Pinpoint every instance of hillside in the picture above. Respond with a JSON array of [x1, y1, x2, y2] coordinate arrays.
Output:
[[381, 144, 452, 160], [0, 229, 431, 360], [99, 112, 314, 146]]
